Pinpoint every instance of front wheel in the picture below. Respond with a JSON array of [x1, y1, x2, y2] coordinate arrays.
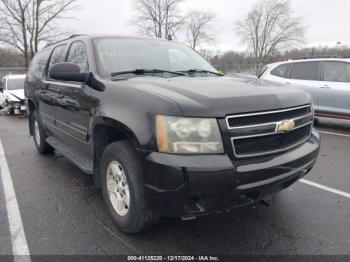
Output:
[[100, 141, 159, 234]]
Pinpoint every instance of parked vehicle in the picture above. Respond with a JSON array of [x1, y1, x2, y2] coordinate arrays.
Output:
[[0, 74, 27, 115], [25, 35, 320, 233], [260, 58, 350, 120]]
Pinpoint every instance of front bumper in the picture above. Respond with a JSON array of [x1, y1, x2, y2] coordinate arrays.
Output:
[[5, 101, 26, 114], [143, 130, 320, 218]]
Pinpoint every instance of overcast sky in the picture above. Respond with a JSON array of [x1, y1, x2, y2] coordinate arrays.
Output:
[[60, 0, 350, 52]]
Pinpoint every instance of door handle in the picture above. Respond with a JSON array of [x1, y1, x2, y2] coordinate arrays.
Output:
[[321, 85, 331, 89]]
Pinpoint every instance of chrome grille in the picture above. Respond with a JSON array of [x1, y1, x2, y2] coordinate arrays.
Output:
[[226, 105, 313, 158]]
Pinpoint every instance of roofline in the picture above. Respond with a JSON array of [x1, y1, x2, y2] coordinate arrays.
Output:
[[42, 34, 172, 50], [267, 57, 350, 66], [3, 74, 26, 79]]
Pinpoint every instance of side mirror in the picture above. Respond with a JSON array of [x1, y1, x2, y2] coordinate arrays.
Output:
[[49, 62, 90, 83], [48, 62, 105, 92]]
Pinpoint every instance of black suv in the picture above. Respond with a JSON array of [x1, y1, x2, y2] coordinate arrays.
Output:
[[25, 35, 320, 233]]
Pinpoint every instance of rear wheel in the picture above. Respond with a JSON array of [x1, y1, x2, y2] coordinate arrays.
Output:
[[100, 141, 159, 234], [32, 111, 54, 154]]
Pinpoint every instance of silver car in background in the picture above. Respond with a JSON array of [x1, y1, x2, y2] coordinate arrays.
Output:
[[260, 58, 350, 120]]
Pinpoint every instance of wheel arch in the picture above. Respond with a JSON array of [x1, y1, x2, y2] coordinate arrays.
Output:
[[92, 117, 142, 188]]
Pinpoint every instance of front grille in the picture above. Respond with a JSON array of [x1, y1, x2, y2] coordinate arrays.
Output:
[[234, 125, 311, 157], [227, 106, 312, 128], [227, 105, 313, 158]]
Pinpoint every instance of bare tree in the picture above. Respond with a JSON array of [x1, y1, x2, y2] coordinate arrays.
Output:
[[0, 0, 77, 67], [185, 11, 216, 50], [131, 0, 186, 39], [235, 0, 305, 74]]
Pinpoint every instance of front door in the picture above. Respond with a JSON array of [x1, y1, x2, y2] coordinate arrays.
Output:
[[53, 41, 92, 158]]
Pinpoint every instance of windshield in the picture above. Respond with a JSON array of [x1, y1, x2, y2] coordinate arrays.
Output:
[[7, 78, 25, 90], [93, 38, 217, 77]]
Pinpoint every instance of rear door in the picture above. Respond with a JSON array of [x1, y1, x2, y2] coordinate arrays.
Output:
[[286, 61, 322, 110], [318, 61, 350, 117], [39, 44, 67, 132]]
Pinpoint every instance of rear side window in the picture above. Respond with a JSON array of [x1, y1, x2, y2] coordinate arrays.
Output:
[[289, 62, 320, 81], [270, 63, 291, 78], [28, 49, 51, 79], [49, 45, 66, 69], [323, 62, 350, 83], [66, 41, 89, 72]]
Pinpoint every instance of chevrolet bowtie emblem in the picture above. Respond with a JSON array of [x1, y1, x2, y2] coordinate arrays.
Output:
[[276, 120, 295, 133]]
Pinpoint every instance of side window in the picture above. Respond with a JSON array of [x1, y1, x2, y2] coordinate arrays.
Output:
[[28, 49, 51, 79], [289, 62, 320, 81], [49, 45, 66, 69], [66, 41, 89, 72], [323, 62, 350, 83], [270, 64, 291, 78]]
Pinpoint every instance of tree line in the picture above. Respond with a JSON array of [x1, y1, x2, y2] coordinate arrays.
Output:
[[210, 45, 350, 75]]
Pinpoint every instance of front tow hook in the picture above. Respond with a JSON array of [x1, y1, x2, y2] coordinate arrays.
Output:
[[260, 195, 272, 207]]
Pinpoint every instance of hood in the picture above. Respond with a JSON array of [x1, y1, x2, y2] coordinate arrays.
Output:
[[6, 89, 25, 102], [128, 76, 311, 117]]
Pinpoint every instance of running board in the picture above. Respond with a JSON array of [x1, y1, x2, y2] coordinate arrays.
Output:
[[46, 136, 93, 175]]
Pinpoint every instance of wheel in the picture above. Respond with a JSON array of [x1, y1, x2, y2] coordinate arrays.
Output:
[[31, 111, 54, 154], [100, 141, 159, 234], [5, 107, 13, 115]]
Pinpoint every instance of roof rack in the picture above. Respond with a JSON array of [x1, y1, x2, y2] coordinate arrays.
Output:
[[68, 34, 86, 39], [290, 55, 343, 60], [44, 34, 87, 48]]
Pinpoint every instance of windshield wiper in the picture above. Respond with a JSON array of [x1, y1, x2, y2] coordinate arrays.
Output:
[[111, 69, 185, 77], [177, 69, 224, 76]]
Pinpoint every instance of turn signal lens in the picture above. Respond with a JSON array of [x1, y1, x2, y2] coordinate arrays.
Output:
[[156, 115, 170, 153]]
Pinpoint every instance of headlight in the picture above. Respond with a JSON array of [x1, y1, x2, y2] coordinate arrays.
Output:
[[156, 115, 224, 154]]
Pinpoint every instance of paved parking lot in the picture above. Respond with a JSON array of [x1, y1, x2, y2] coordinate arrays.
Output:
[[0, 116, 349, 257]]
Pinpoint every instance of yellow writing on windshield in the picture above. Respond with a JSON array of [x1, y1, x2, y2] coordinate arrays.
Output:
[[100, 50, 148, 59]]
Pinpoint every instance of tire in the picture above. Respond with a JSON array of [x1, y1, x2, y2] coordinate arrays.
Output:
[[31, 111, 54, 154], [100, 141, 159, 234], [6, 107, 13, 115]]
